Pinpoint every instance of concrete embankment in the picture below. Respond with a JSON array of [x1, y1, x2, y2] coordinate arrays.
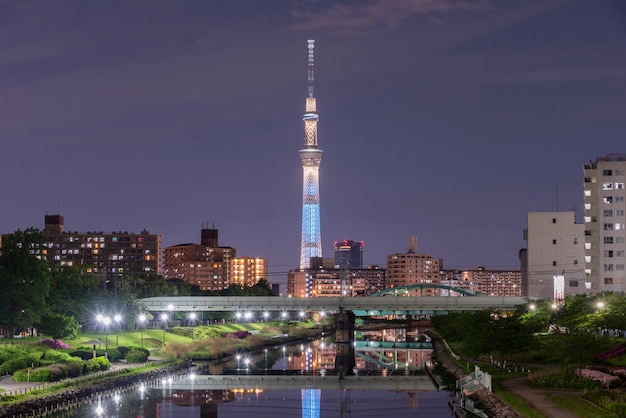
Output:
[[426, 330, 523, 418], [0, 362, 192, 418]]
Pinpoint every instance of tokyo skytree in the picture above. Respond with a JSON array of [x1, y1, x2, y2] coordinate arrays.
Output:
[[299, 39, 323, 269]]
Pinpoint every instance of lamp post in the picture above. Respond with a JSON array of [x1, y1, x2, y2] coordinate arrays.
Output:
[[161, 313, 168, 345], [103, 316, 111, 359], [96, 314, 104, 340], [138, 314, 147, 348], [114, 314, 122, 347], [189, 312, 197, 341], [236, 354, 241, 372]]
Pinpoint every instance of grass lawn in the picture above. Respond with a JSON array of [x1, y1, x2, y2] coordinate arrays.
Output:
[[545, 394, 619, 418]]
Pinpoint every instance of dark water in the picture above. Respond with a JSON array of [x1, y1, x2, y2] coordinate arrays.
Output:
[[49, 331, 455, 417]]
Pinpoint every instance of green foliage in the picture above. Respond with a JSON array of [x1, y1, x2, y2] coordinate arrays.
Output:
[[0, 345, 28, 363], [85, 356, 111, 372], [125, 349, 149, 363], [531, 370, 602, 390], [36, 313, 81, 340], [40, 350, 73, 364], [0, 357, 31, 375], [14, 367, 56, 382], [0, 228, 52, 336], [193, 326, 222, 339], [68, 349, 94, 360]]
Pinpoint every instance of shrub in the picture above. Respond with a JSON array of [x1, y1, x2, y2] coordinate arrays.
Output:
[[41, 350, 73, 363], [117, 346, 131, 357], [0, 345, 28, 364], [126, 349, 149, 363], [69, 350, 94, 360], [0, 357, 29, 375], [86, 356, 111, 372], [41, 339, 72, 350]]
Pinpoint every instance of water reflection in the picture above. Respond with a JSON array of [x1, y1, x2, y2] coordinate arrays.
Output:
[[49, 329, 452, 418]]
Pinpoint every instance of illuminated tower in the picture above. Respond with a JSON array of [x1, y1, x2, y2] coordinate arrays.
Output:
[[299, 39, 323, 269]]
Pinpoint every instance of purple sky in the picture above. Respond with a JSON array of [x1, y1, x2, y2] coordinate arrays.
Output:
[[1, 0, 625, 285]]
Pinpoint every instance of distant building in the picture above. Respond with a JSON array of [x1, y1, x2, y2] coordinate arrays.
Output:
[[334, 240, 364, 268], [230, 256, 268, 287], [163, 226, 235, 291], [288, 265, 386, 297], [33, 214, 161, 288], [521, 211, 585, 299], [583, 154, 626, 293], [386, 237, 440, 295]]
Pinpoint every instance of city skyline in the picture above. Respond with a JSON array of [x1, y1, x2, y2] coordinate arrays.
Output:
[[1, 1, 625, 284]]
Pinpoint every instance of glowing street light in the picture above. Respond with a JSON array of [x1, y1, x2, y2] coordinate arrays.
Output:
[[114, 314, 122, 347], [189, 312, 197, 341], [102, 316, 111, 359], [161, 313, 168, 345], [263, 311, 269, 321], [138, 313, 147, 348]]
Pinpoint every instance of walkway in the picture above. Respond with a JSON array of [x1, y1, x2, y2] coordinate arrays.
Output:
[[0, 360, 154, 396], [499, 376, 582, 418]]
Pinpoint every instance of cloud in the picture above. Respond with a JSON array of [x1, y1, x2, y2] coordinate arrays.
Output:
[[291, 0, 492, 36]]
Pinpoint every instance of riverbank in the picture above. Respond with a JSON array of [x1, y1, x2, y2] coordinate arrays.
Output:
[[0, 361, 192, 418], [427, 330, 524, 418]]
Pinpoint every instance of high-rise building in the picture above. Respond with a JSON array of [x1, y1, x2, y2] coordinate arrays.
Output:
[[583, 154, 626, 293], [299, 39, 323, 269], [230, 256, 268, 287], [386, 237, 440, 295], [35, 214, 161, 287], [163, 226, 236, 291], [334, 240, 364, 268], [521, 211, 585, 299], [288, 265, 386, 298]]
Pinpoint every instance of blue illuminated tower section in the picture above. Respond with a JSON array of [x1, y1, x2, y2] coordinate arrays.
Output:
[[302, 389, 321, 418], [299, 39, 323, 269]]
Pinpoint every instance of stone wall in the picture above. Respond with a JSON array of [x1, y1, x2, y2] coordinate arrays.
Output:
[[0, 362, 192, 418], [426, 330, 523, 418]]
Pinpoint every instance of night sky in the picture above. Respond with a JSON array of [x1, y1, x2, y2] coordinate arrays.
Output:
[[1, 0, 625, 286]]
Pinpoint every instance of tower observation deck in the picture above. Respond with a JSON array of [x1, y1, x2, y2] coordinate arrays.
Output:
[[299, 39, 323, 269]]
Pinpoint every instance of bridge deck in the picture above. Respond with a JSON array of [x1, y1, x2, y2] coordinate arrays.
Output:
[[138, 296, 529, 312]]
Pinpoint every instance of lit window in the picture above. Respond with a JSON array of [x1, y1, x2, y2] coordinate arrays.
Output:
[[585, 190, 592, 196], [603, 197, 612, 204], [585, 243, 592, 249], [603, 183, 614, 190], [616, 183, 625, 189]]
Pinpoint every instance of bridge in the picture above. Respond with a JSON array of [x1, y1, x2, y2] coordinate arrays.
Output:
[[163, 374, 435, 391], [138, 295, 529, 314]]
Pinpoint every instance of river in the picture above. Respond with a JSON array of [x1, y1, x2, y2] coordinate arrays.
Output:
[[48, 329, 455, 417]]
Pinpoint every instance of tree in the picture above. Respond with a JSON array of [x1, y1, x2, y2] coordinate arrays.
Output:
[[36, 312, 80, 340], [0, 228, 52, 338]]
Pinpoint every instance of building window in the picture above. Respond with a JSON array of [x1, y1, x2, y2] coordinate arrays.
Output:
[[574, 238, 579, 245], [618, 237, 625, 244], [617, 264, 625, 271], [605, 250, 614, 257], [552, 239, 557, 245], [617, 196, 625, 203], [616, 169, 625, 176], [552, 261, 557, 266], [604, 170, 613, 176], [604, 264, 614, 271], [617, 210, 625, 216], [604, 183, 614, 190], [585, 190, 592, 197], [552, 218, 556, 223], [618, 251, 625, 257], [604, 210, 613, 217], [569, 280, 578, 287], [604, 224, 614, 231], [574, 260, 579, 265], [616, 183, 625, 189], [605, 237, 614, 244], [605, 277, 614, 285], [604, 197, 613, 204]]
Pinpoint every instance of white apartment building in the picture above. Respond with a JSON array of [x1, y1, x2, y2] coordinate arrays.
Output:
[[523, 212, 586, 299], [584, 154, 626, 293]]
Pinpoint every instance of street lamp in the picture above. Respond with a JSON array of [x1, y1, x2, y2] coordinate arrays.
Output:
[[236, 354, 241, 372], [138, 314, 147, 348], [299, 311, 305, 321], [263, 311, 269, 322], [114, 314, 122, 347], [161, 313, 168, 345], [96, 314, 104, 340], [103, 316, 111, 359], [189, 312, 197, 341]]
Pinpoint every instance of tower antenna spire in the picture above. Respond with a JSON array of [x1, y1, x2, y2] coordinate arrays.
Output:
[[307, 39, 315, 98]]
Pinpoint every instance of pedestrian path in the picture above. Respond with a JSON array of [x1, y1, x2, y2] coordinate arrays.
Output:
[[499, 376, 582, 418]]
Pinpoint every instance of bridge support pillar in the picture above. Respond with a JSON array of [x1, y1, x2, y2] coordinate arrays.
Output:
[[334, 311, 355, 376]]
